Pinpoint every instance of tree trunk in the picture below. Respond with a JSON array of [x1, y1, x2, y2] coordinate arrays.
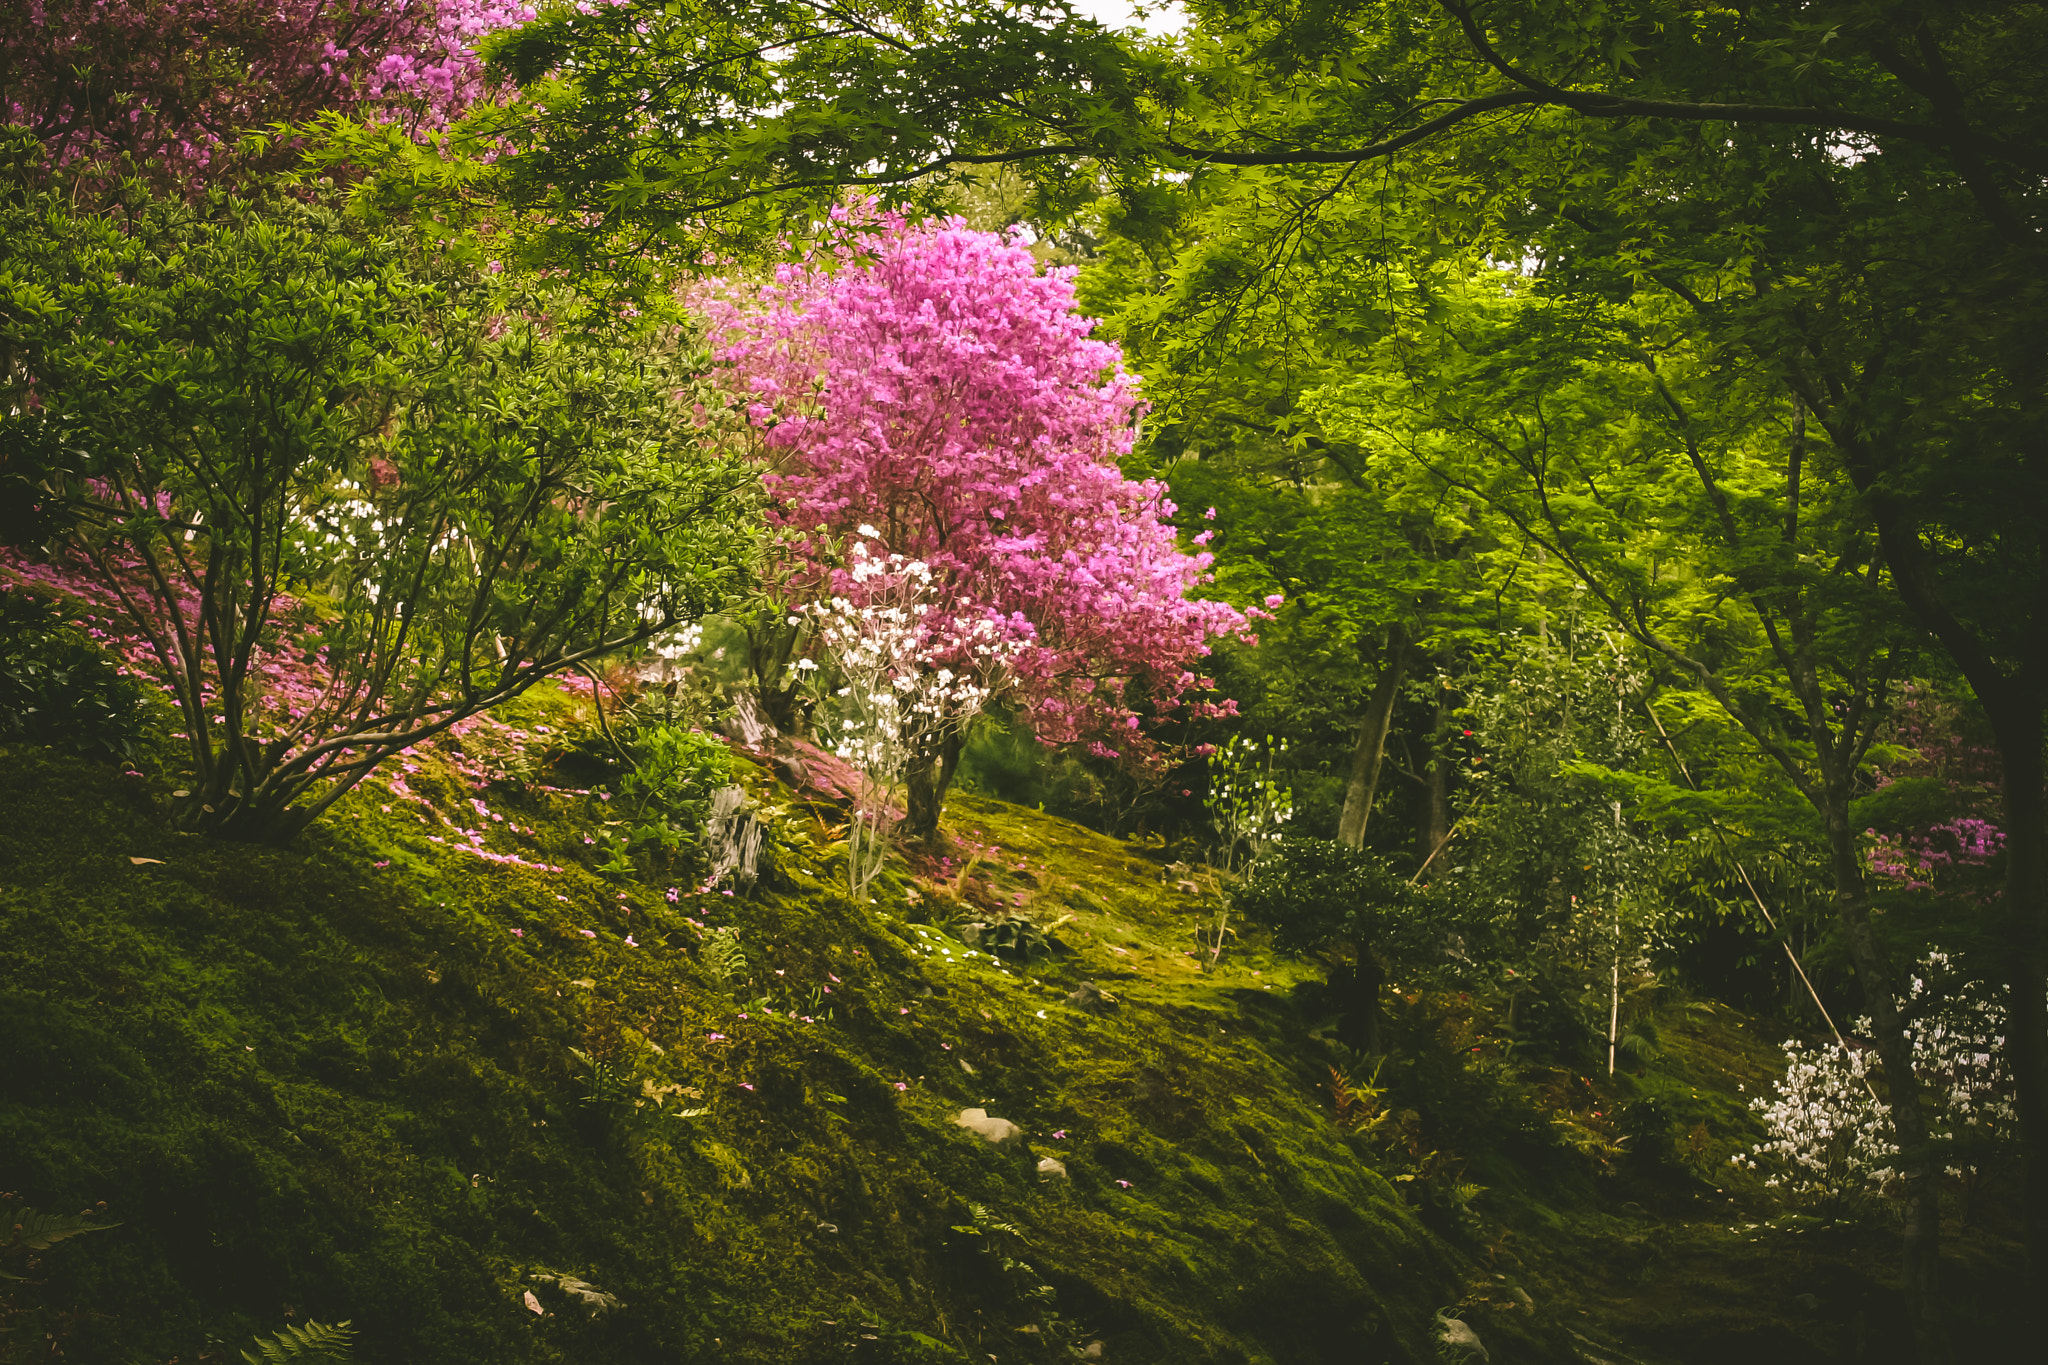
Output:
[[744, 618, 807, 736], [1823, 804, 1943, 1359], [2001, 749, 2048, 1305], [1335, 945, 1384, 1056], [1415, 686, 1451, 870], [902, 730, 965, 845], [1337, 623, 1409, 851]]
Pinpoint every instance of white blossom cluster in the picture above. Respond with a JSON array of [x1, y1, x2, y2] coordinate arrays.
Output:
[[799, 530, 1024, 896], [1205, 732, 1293, 871], [642, 619, 705, 676], [289, 481, 463, 605], [1740, 953, 2017, 1207]]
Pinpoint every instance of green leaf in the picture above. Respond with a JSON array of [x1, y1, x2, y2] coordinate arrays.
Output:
[[10, 1206, 121, 1251], [239, 1319, 356, 1363]]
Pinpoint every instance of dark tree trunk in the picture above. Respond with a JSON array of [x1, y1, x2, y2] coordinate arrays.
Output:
[[1822, 802, 1943, 1358], [1805, 381, 2048, 1309], [1338, 623, 1409, 850], [744, 618, 807, 736], [1334, 944, 1384, 1056], [1415, 687, 1451, 872], [902, 730, 965, 845], [2000, 748, 2048, 1303]]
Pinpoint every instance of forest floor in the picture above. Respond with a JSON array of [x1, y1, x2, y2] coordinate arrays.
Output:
[[0, 683, 2026, 1363]]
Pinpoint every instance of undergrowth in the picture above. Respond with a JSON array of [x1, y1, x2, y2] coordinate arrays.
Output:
[[0, 678, 2027, 1363]]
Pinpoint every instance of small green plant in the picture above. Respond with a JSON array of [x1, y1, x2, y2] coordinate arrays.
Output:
[[567, 1046, 636, 1110], [703, 926, 748, 985], [597, 724, 741, 878], [240, 1320, 355, 1363], [1328, 1060, 1389, 1134], [0, 1198, 121, 1292]]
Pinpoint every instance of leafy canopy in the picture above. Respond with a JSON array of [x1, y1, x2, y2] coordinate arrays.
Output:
[[0, 150, 759, 840]]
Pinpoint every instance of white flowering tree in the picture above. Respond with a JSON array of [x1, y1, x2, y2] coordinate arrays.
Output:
[[1204, 732, 1294, 873], [1741, 954, 2018, 1216], [800, 531, 1024, 897]]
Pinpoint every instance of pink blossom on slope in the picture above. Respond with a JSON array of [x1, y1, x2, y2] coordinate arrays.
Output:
[[698, 209, 1246, 760]]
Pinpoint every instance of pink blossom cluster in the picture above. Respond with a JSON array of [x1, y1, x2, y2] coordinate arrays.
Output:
[[2, 0, 532, 177], [698, 208, 1246, 759], [1863, 685, 2007, 899], [1866, 817, 2006, 893]]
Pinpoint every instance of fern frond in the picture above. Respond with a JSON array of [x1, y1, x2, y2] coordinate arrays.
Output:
[[240, 1319, 355, 1363], [704, 926, 747, 983], [9, 1206, 121, 1250]]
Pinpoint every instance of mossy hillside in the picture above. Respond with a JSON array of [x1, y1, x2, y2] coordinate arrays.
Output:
[[0, 706, 1474, 1365]]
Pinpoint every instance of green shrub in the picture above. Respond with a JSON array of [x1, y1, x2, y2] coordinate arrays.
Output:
[[0, 591, 149, 762], [595, 724, 741, 878]]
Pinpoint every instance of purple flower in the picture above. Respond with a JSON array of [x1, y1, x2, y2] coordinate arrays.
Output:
[[580, 929, 597, 938]]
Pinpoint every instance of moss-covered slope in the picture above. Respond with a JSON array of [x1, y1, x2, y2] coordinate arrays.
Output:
[[5, 699, 2021, 1365], [1, 715, 1473, 1364]]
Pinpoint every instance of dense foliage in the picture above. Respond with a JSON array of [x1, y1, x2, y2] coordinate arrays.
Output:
[[1, 0, 529, 178], [1, 1, 2042, 1360], [0, 156, 758, 840]]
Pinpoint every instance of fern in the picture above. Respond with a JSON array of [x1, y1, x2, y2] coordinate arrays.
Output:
[[704, 925, 748, 984], [8, 1205, 121, 1251], [1328, 1062, 1388, 1133], [240, 1319, 355, 1363]]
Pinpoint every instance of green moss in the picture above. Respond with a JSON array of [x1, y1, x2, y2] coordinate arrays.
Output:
[[0, 741, 1469, 1364], [2, 728, 2022, 1364]]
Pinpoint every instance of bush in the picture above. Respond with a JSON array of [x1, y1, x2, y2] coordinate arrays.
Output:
[[1230, 839, 1480, 1051], [0, 147, 759, 842], [0, 591, 149, 762], [595, 724, 743, 881]]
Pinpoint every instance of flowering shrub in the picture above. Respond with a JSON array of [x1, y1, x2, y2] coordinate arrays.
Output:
[[1204, 732, 1293, 872], [1865, 817, 2006, 893], [699, 207, 1245, 828], [800, 532, 1024, 895], [0, 0, 532, 179], [1, 178, 756, 840], [1741, 954, 2017, 1213]]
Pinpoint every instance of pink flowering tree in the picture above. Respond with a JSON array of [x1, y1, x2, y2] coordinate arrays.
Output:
[[0, 0, 531, 179], [700, 209, 1246, 841]]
